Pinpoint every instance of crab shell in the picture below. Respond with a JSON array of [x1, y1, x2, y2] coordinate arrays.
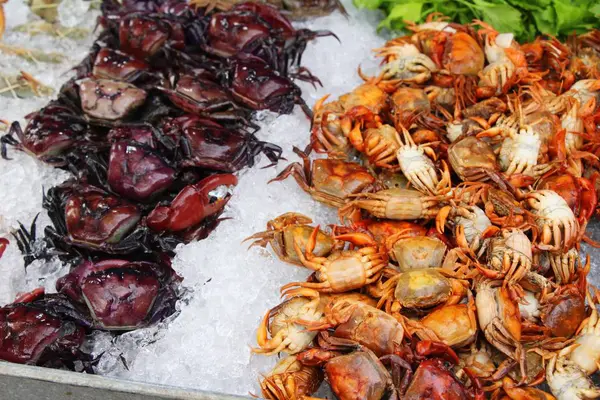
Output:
[[92, 48, 150, 82], [107, 141, 176, 202], [78, 78, 147, 121], [390, 236, 446, 271], [394, 269, 453, 309], [325, 350, 393, 400], [56, 259, 179, 331], [64, 185, 142, 246], [404, 358, 471, 400], [0, 299, 86, 365], [11, 105, 88, 160], [420, 303, 477, 348], [332, 301, 404, 357], [448, 136, 498, 181]]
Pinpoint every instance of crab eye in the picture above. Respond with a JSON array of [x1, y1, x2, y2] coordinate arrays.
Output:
[[208, 185, 234, 204]]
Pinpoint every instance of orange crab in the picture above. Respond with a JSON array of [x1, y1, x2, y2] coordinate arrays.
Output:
[[270, 147, 376, 208], [281, 228, 388, 294]]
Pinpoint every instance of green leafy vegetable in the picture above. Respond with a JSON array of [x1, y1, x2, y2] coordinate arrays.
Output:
[[354, 0, 600, 42]]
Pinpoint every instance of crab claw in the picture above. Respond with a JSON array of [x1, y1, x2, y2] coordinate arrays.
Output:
[[147, 174, 238, 232], [13, 287, 45, 304], [579, 175, 598, 224], [415, 340, 459, 365], [436, 205, 451, 234], [0, 237, 8, 259], [334, 232, 377, 247]]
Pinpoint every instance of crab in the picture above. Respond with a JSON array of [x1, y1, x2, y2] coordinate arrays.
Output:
[[77, 78, 148, 123], [159, 71, 243, 117], [395, 125, 451, 195], [417, 293, 478, 348], [227, 54, 311, 116], [480, 229, 533, 287], [547, 345, 600, 400], [297, 342, 404, 400], [436, 204, 495, 251], [258, 355, 323, 400], [1, 103, 88, 164], [86, 47, 152, 83], [526, 190, 580, 251], [56, 258, 180, 330], [403, 341, 485, 400], [339, 188, 447, 222], [311, 83, 388, 155], [106, 134, 176, 202], [384, 232, 447, 271], [474, 279, 526, 380], [270, 147, 375, 208], [447, 136, 499, 182], [374, 43, 439, 84], [280, 229, 387, 294], [377, 268, 468, 314], [292, 298, 405, 357], [117, 14, 185, 60], [0, 289, 89, 369], [245, 212, 335, 266], [346, 121, 402, 169], [161, 115, 282, 172], [42, 182, 146, 255]]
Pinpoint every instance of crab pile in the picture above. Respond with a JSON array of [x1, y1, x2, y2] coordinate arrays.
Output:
[[248, 17, 600, 400], [0, 0, 332, 371]]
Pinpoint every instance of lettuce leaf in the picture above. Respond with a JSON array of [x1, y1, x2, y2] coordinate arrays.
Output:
[[354, 0, 600, 42]]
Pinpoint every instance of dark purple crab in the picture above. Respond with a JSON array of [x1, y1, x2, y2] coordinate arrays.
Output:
[[107, 141, 176, 202], [1, 103, 88, 164], [91, 47, 153, 83], [206, 2, 335, 70], [56, 258, 180, 331], [100, 124, 178, 202], [118, 15, 186, 60], [0, 288, 90, 370], [159, 70, 246, 119], [42, 182, 147, 255], [161, 114, 282, 171], [226, 53, 312, 116]]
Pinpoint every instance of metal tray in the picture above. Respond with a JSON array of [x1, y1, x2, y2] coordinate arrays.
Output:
[[0, 362, 247, 400]]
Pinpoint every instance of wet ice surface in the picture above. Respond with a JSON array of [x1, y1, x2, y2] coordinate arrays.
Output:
[[3, 0, 599, 397]]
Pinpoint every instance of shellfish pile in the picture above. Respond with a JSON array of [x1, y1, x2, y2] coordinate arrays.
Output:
[[249, 17, 600, 400], [0, 0, 330, 373]]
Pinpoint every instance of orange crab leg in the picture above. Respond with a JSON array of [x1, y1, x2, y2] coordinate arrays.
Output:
[[0, 0, 6, 40]]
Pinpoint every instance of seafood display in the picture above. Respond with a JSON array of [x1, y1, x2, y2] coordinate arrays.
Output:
[[250, 18, 600, 400], [0, 0, 331, 373]]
